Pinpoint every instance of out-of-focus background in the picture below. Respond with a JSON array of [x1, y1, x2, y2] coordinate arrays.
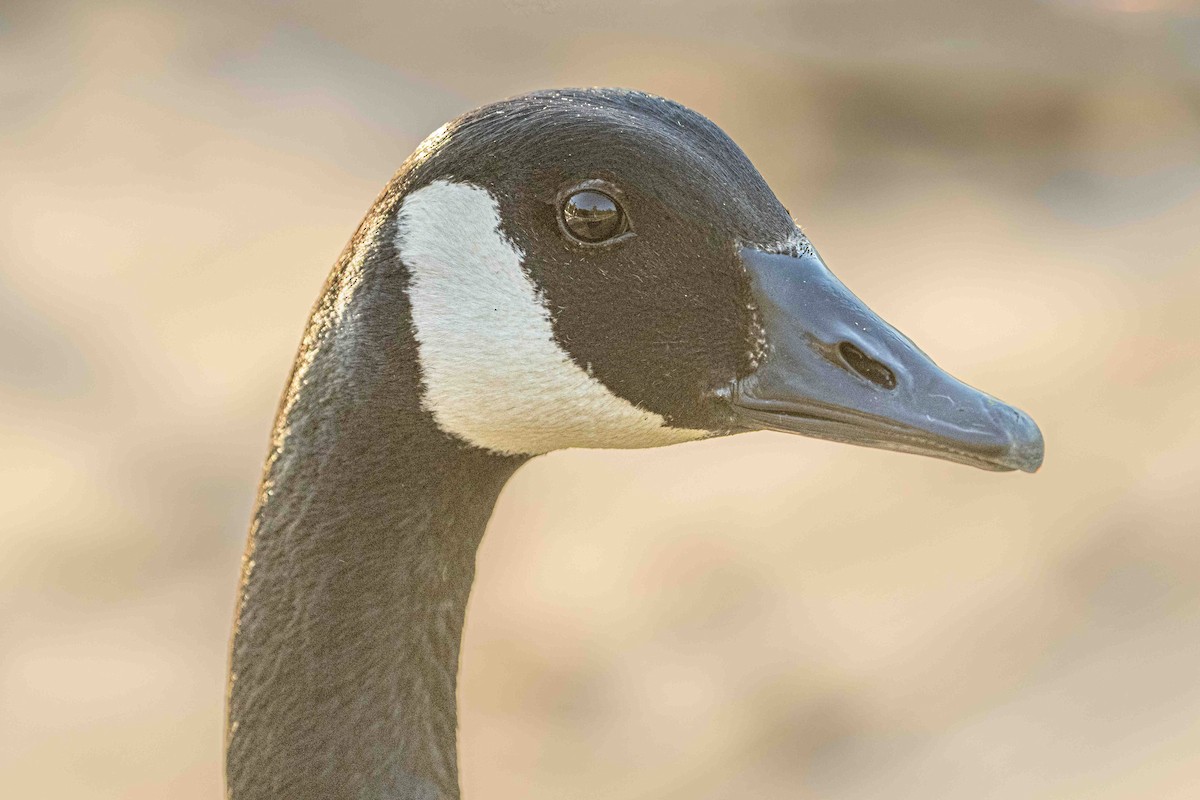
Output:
[[3, 0, 1199, 797]]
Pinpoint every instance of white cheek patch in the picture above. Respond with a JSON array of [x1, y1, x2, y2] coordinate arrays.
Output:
[[394, 179, 710, 456]]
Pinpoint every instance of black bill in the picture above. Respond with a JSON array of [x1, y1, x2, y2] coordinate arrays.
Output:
[[732, 246, 1044, 473]]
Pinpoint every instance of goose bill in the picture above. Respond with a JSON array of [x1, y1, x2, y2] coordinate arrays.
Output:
[[731, 246, 1044, 473]]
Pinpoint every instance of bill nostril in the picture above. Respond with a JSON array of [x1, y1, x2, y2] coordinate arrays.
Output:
[[838, 342, 897, 390]]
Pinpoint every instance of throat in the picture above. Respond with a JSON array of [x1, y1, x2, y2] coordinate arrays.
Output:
[[227, 369, 523, 800]]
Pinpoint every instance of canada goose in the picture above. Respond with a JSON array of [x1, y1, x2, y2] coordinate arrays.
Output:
[[226, 88, 1043, 800]]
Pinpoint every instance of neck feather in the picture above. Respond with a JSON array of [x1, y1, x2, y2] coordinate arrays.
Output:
[[226, 210, 525, 800]]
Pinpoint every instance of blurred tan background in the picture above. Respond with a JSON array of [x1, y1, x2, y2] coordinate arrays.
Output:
[[3, 0, 1200, 797]]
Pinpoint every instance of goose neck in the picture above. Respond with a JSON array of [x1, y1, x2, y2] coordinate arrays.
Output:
[[227, 402, 523, 799]]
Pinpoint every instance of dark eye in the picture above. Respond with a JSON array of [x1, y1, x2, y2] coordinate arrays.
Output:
[[561, 190, 629, 243]]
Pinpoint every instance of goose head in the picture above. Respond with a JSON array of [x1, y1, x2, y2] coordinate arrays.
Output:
[[226, 89, 1046, 800], [392, 88, 1043, 471]]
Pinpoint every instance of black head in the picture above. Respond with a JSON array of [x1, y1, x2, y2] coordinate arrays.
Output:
[[385, 88, 1042, 471]]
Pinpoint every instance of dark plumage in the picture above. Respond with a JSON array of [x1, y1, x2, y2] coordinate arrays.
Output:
[[226, 88, 1042, 800]]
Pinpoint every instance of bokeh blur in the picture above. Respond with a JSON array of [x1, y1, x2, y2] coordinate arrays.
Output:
[[3, 0, 1200, 797]]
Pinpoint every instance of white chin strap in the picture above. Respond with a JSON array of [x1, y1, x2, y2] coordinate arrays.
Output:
[[395, 179, 709, 456]]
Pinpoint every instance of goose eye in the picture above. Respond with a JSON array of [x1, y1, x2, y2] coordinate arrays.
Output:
[[561, 190, 628, 243]]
